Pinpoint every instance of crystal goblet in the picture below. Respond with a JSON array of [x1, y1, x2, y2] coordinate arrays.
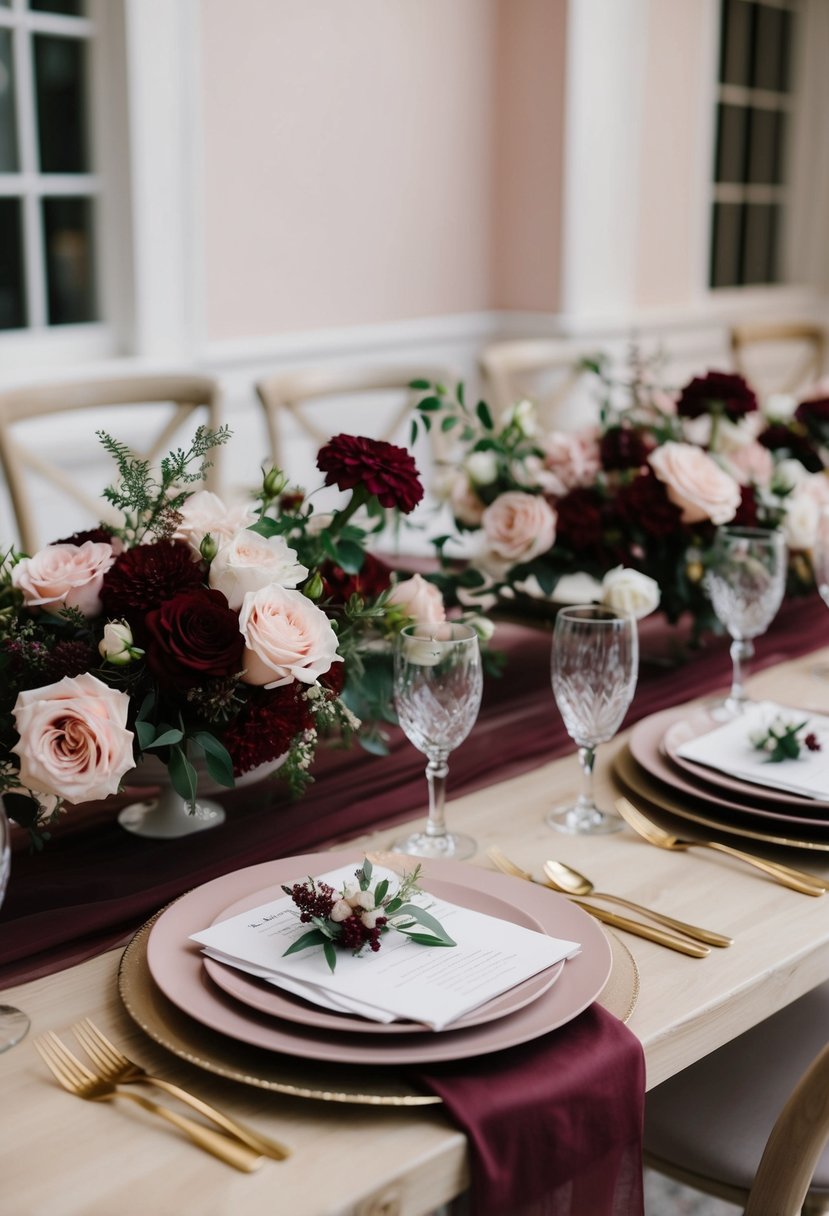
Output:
[[0, 804, 31, 1050], [547, 605, 639, 836], [392, 621, 483, 860]]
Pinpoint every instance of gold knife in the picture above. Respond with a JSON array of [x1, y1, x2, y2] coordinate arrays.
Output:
[[569, 898, 711, 958]]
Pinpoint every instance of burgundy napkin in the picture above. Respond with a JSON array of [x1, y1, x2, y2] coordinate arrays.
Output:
[[415, 1004, 645, 1216]]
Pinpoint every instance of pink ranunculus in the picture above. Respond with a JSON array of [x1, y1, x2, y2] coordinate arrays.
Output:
[[209, 530, 308, 610], [11, 673, 134, 804], [722, 441, 775, 488], [541, 430, 601, 493], [482, 491, 557, 564], [12, 541, 116, 617], [239, 584, 342, 688], [648, 442, 741, 526], [387, 574, 446, 624], [172, 491, 255, 556]]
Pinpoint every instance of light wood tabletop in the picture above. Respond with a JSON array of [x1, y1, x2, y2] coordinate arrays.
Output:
[[4, 647, 829, 1216]]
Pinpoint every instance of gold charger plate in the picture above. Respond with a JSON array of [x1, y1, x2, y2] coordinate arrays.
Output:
[[119, 910, 639, 1107], [615, 745, 829, 854]]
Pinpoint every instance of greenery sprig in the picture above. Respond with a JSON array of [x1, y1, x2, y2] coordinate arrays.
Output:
[[750, 716, 822, 763]]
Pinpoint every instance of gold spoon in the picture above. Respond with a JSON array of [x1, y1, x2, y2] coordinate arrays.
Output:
[[542, 859, 732, 948]]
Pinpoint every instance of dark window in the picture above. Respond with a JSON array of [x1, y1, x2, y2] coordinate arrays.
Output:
[[0, 198, 26, 330], [42, 196, 96, 324]]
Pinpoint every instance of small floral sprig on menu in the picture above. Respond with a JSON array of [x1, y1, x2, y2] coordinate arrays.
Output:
[[749, 716, 822, 763], [282, 857, 456, 972]]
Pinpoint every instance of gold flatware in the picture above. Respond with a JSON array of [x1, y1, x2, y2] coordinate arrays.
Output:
[[486, 847, 710, 958], [34, 1032, 264, 1172], [615, 797, 827, 897], [542, 859, 733, 948], [72, 1018, 290, 1161]]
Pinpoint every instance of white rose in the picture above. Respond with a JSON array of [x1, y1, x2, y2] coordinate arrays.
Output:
[[209, 530, 308, 610], [773, 458, 811, 494], [503, 398, 538, 437], [784, 490, 820, 550], [465, 451, 499, 487], [173, 491, 255, 556], [600, 567, 661, 620], [387, 574, 446, 624], [239, 584, 342, 688], [98, 620, 142, 666]]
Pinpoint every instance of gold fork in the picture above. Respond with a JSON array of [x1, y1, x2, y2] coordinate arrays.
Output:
[[72, 1019, 290, 1160], [486, 847, 710, 958], [615, 797, 827, 897], [34, 1032, 264, 1172]]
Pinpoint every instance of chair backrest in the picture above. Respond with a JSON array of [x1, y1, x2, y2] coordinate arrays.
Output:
[[479, 339, 597, 431], [0, 374, 222, 553], [744, 1040, 829, 1216], [255, 363, 457, 493], [729, 323, 827, 398]]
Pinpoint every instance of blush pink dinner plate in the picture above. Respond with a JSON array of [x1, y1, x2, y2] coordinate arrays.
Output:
[[628, 707, 829, 830], [204, 878, 564, 1035], [146, 850, 611, 1066]]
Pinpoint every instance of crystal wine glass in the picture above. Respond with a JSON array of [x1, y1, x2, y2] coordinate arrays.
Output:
[[0, 804, 31, 1050], [547, 606, 639, 836], [392, 621, 483, 860], [706, 525, 787, 718]]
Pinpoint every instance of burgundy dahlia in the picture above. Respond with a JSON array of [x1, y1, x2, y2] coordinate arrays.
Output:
[[677, 371, 758, 422], [599, 426, 652, 471], [321, 553, 393, 603], [144, 587, 244, 688], [794, 396, 829, 441], [101, 542, 204, 630], [554, 488, 605, 552], [757, 423, 823, 472], [317, 434, 423, 513], [616, 471, 683, 539], [732, 484, 760, 528], [222, 685, 313, 776], [51, 526, 119, 548]]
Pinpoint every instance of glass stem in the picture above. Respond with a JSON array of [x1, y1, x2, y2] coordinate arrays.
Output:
[[728, 638, 754, 710], [576, 745, 597, 813], [424, 755, 449, 838]]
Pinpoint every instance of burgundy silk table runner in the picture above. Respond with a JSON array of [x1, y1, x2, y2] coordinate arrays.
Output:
[[1, 595, 826, 987]]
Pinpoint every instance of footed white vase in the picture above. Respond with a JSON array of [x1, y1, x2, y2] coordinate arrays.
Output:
[[117, 753, 286, 840]]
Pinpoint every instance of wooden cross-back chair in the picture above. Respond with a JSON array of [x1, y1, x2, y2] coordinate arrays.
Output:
[[0, 374, 222, 553], [645, 980, 829, 1215], [730, 323, 828, 398], [478, 339, 596, 431], [255, 363, 457, 477]]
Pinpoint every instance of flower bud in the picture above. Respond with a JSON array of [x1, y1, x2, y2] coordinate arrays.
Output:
[[263, 467, 288, 498], [465, 614, 495, 642], [99, 620, 143, 666], [199, 532, 219, 563], [686, 559, 704, 584], [303, 571, 324, 601]]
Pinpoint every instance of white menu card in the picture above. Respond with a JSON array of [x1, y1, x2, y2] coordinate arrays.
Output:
[[191, 863, 580, 1031]]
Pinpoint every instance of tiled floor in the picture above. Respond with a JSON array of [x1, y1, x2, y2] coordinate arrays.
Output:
[[644, 1170, 742, 1214]]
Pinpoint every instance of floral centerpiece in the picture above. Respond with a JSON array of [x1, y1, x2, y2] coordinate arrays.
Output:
[[413, 360, 829, 636], [0, 426, 462, 845]]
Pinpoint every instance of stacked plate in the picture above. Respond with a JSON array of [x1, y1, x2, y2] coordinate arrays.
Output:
[[118, 850, 633, 1106], [617, 706, 829, 852]]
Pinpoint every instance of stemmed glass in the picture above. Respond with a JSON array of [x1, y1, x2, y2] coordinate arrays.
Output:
[[706, 526, 787, 718], [392, 621, 483, 860], [0, 804, 31, 1050], [547, 606, 639, 836]]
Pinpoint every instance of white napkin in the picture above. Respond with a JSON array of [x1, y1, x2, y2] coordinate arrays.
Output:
[[191, 863, 580, 1031], [676, 701, 829, 800]]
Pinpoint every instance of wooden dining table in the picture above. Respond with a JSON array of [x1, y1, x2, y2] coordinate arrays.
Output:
[[4, 640, 829, 1216]]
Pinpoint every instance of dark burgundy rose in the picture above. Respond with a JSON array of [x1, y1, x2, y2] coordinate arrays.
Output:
[[51, 526, 119, 548], [677, 371, 758, 422], [101, 542, 204, 630], [317, 434, 423, 513], [599, 426, 653, 471], [321, 553, 393, 603], [732, 484, 760, 528], [616, 471, 683, 539], [554, 488, 605, 552], [758, 423, 823, 472], [794, 396, 829, 441], [144, 587, 244, 687], [222, 685, 313, 776]]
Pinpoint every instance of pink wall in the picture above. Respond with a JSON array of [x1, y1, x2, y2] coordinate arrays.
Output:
[[200, 0, 567, 341]]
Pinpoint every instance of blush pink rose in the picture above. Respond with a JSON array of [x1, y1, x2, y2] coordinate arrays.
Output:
[[239, 584, 342, 688], [387, 574, 446, 624], [541, 431, 601, 494], [173, 491, 255, 556], [209, 530, 308, 609], [482, 491, 557, 564], [12, 541, 116, 617], [449, 473, 486, 526], [648, 442, 740, 525], [722, 441, 775, 488], [11, 673, 134, 804]]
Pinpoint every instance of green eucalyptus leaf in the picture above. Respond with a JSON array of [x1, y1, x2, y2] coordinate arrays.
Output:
[[168, 746, 198, 809], [283, 928, 327, 956], [323, 941, 338, 972]]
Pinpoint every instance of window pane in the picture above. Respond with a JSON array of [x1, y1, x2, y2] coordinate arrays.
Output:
[[0, 29, 18, 172], [42, 196, 97, 324], [29, 1, 85, 14], [715, 103, 748, 183], [34, 35, 89, 172], [0, 198, 26, 329], [753, 3, 785, 91], [747, 107, 781, 184], [778, 7, 795, 92], [719, 0, 753, 86], [743, 202, 779, 284], [711, 202, 743, 288]]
